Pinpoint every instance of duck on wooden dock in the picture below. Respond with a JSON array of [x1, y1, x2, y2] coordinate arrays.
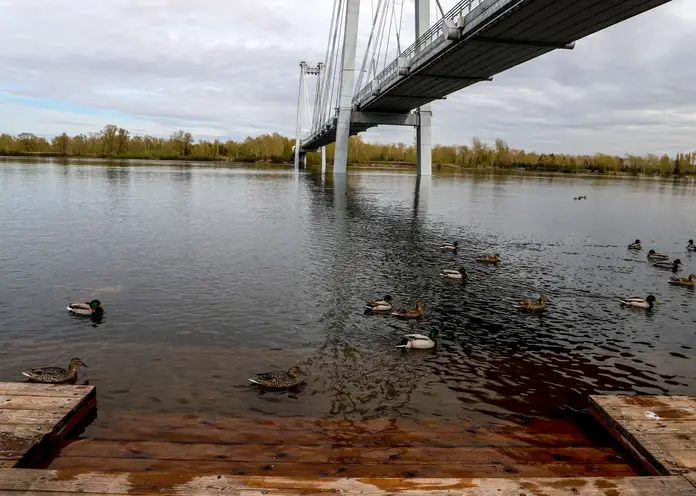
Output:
[[627, 239, 642, 250], [22, 358, 88, 384], [67, 299, 104, 318], [515, 295, 548, 312], [365, 295, 393, 312], [669, 274, 695, 287], [619, 295, 657, 310], [397, 329, 439, 350], [440, 267, 468, 281], [647, 249, 669, 261], [249, 366, 303, 389], [390, 301, 424, 319]]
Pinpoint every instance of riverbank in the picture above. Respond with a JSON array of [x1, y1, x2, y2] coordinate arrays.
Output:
[[2, 155, 694, 179]]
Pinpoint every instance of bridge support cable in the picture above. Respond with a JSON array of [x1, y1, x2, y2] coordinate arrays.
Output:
[[414, 0, 432, 176], [293, 62, 307, 170], [333, 0, 361, 175]]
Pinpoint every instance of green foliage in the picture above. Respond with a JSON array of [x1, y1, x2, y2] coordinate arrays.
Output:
[[0, 126, 694, 176]]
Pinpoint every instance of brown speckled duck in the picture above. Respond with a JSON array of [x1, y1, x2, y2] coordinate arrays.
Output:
[[22, 358, 88, 384], [249, 366, 303, 388]]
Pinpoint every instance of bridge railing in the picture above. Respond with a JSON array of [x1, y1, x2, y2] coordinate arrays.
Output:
[[353, 0, 483, 106]]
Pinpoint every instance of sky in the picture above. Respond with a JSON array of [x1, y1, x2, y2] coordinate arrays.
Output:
[[0, 0, 694, 155]]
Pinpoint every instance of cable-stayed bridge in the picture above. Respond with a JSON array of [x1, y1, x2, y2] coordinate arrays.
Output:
[[294, 0, 673, 175]]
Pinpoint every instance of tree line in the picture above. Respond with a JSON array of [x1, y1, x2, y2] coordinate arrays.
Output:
[[1, 125, 694, 175]]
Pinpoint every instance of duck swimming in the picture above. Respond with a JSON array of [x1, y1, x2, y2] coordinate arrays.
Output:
[[477, 254, 500, 264], [67, 299, 104, 318], [249, 366, 303, 389], [397, 329, 439, 350], [22, 358, 88, 384], [647, 249, 669, 261], [652, 259, 682, 272], [628, 240, 642, 250], [391, 301, 424, 319], [441, 241, 459, 251], [669, 274, 696, 287], [688, 240, 695, 252], [619, 295, 657, 310], [365, 295, 393, 312], [515, 295, 548, 312], [440, 267, 468, 281]]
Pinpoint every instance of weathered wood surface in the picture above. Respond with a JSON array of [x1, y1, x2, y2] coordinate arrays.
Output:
[[44, 411, 643, 479], [0, 469, 694, 495], [0, 382, 96, 468], [590, 395, 696, 477], [82, 412, 621, 448]]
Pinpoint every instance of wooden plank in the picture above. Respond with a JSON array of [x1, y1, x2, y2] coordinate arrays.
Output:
[[86, 413, 614, 448], [0, 469, 693, 495], [55, 440, 634, 466], [0, 409, 66, 425], [589, 395, 696, 477], [683, 471, 696, 489], [45, 456, 642, 478], [0, 383, 95, 398], [0, 395, 86, 410]]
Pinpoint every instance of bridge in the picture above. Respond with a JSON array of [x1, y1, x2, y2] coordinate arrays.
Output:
[[293, 0, 673, 175]]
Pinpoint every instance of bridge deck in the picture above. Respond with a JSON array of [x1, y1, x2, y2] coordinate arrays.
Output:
[[301, 0, 671, 151]]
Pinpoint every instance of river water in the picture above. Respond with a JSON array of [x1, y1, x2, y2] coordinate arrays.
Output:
[[0, 159, 694, 426]]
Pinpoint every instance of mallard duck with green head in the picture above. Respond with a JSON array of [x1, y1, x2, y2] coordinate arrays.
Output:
[[397, 329, 439, 350], [647, 249, 669, 261], [67, 299, 104, 318], [652, 259, 682, 272], [669, 274, 696, 287], [365, 295, 393, 312], [477, 253, 500, 264], [390, 301, 424, 319], [688, 239, 695, 252], [515, 295, 548, 312], [249, 366, 304, 389], [441, 241, 459, 251], [22, 358, 88, 384], [627, 239, 642, 250], [619, 295, 657, 310], [440, 267, 468, 281]]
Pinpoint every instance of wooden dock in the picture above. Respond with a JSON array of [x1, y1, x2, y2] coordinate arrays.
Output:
[[589, 395, 696, 477], [0, 386, 695, 494], [0, 382, 96, 469]]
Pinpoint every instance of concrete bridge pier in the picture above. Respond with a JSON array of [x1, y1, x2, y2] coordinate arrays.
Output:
[[333, 0, 361, 175], [414, 0, 432, 176]]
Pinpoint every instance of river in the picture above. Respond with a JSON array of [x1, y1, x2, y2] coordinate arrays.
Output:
[[0, 159, 694, 427]]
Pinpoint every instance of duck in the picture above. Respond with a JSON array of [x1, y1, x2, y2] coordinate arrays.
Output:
[[365, 295, 393, 312], [652, 259, 682, 271], [249, 366, 303, 389], [397, 329, 439, 350], [515, 295, 548, 312], [440, 267, 468, 281], [627, 239, 642, 250], [391, 301, 424, 319], [619, 295, 657, 310], [67, 299, 104, 318], [477, 254, 500, 264], [22, 358, 88, 384], [647, 249, 669, 261], [669, 274, 696, 287], [688, 239, 695, 252], [441, 241, 459, 251]]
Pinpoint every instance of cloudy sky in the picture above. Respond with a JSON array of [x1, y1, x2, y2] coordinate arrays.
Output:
[[0, 0, 694, 155]]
